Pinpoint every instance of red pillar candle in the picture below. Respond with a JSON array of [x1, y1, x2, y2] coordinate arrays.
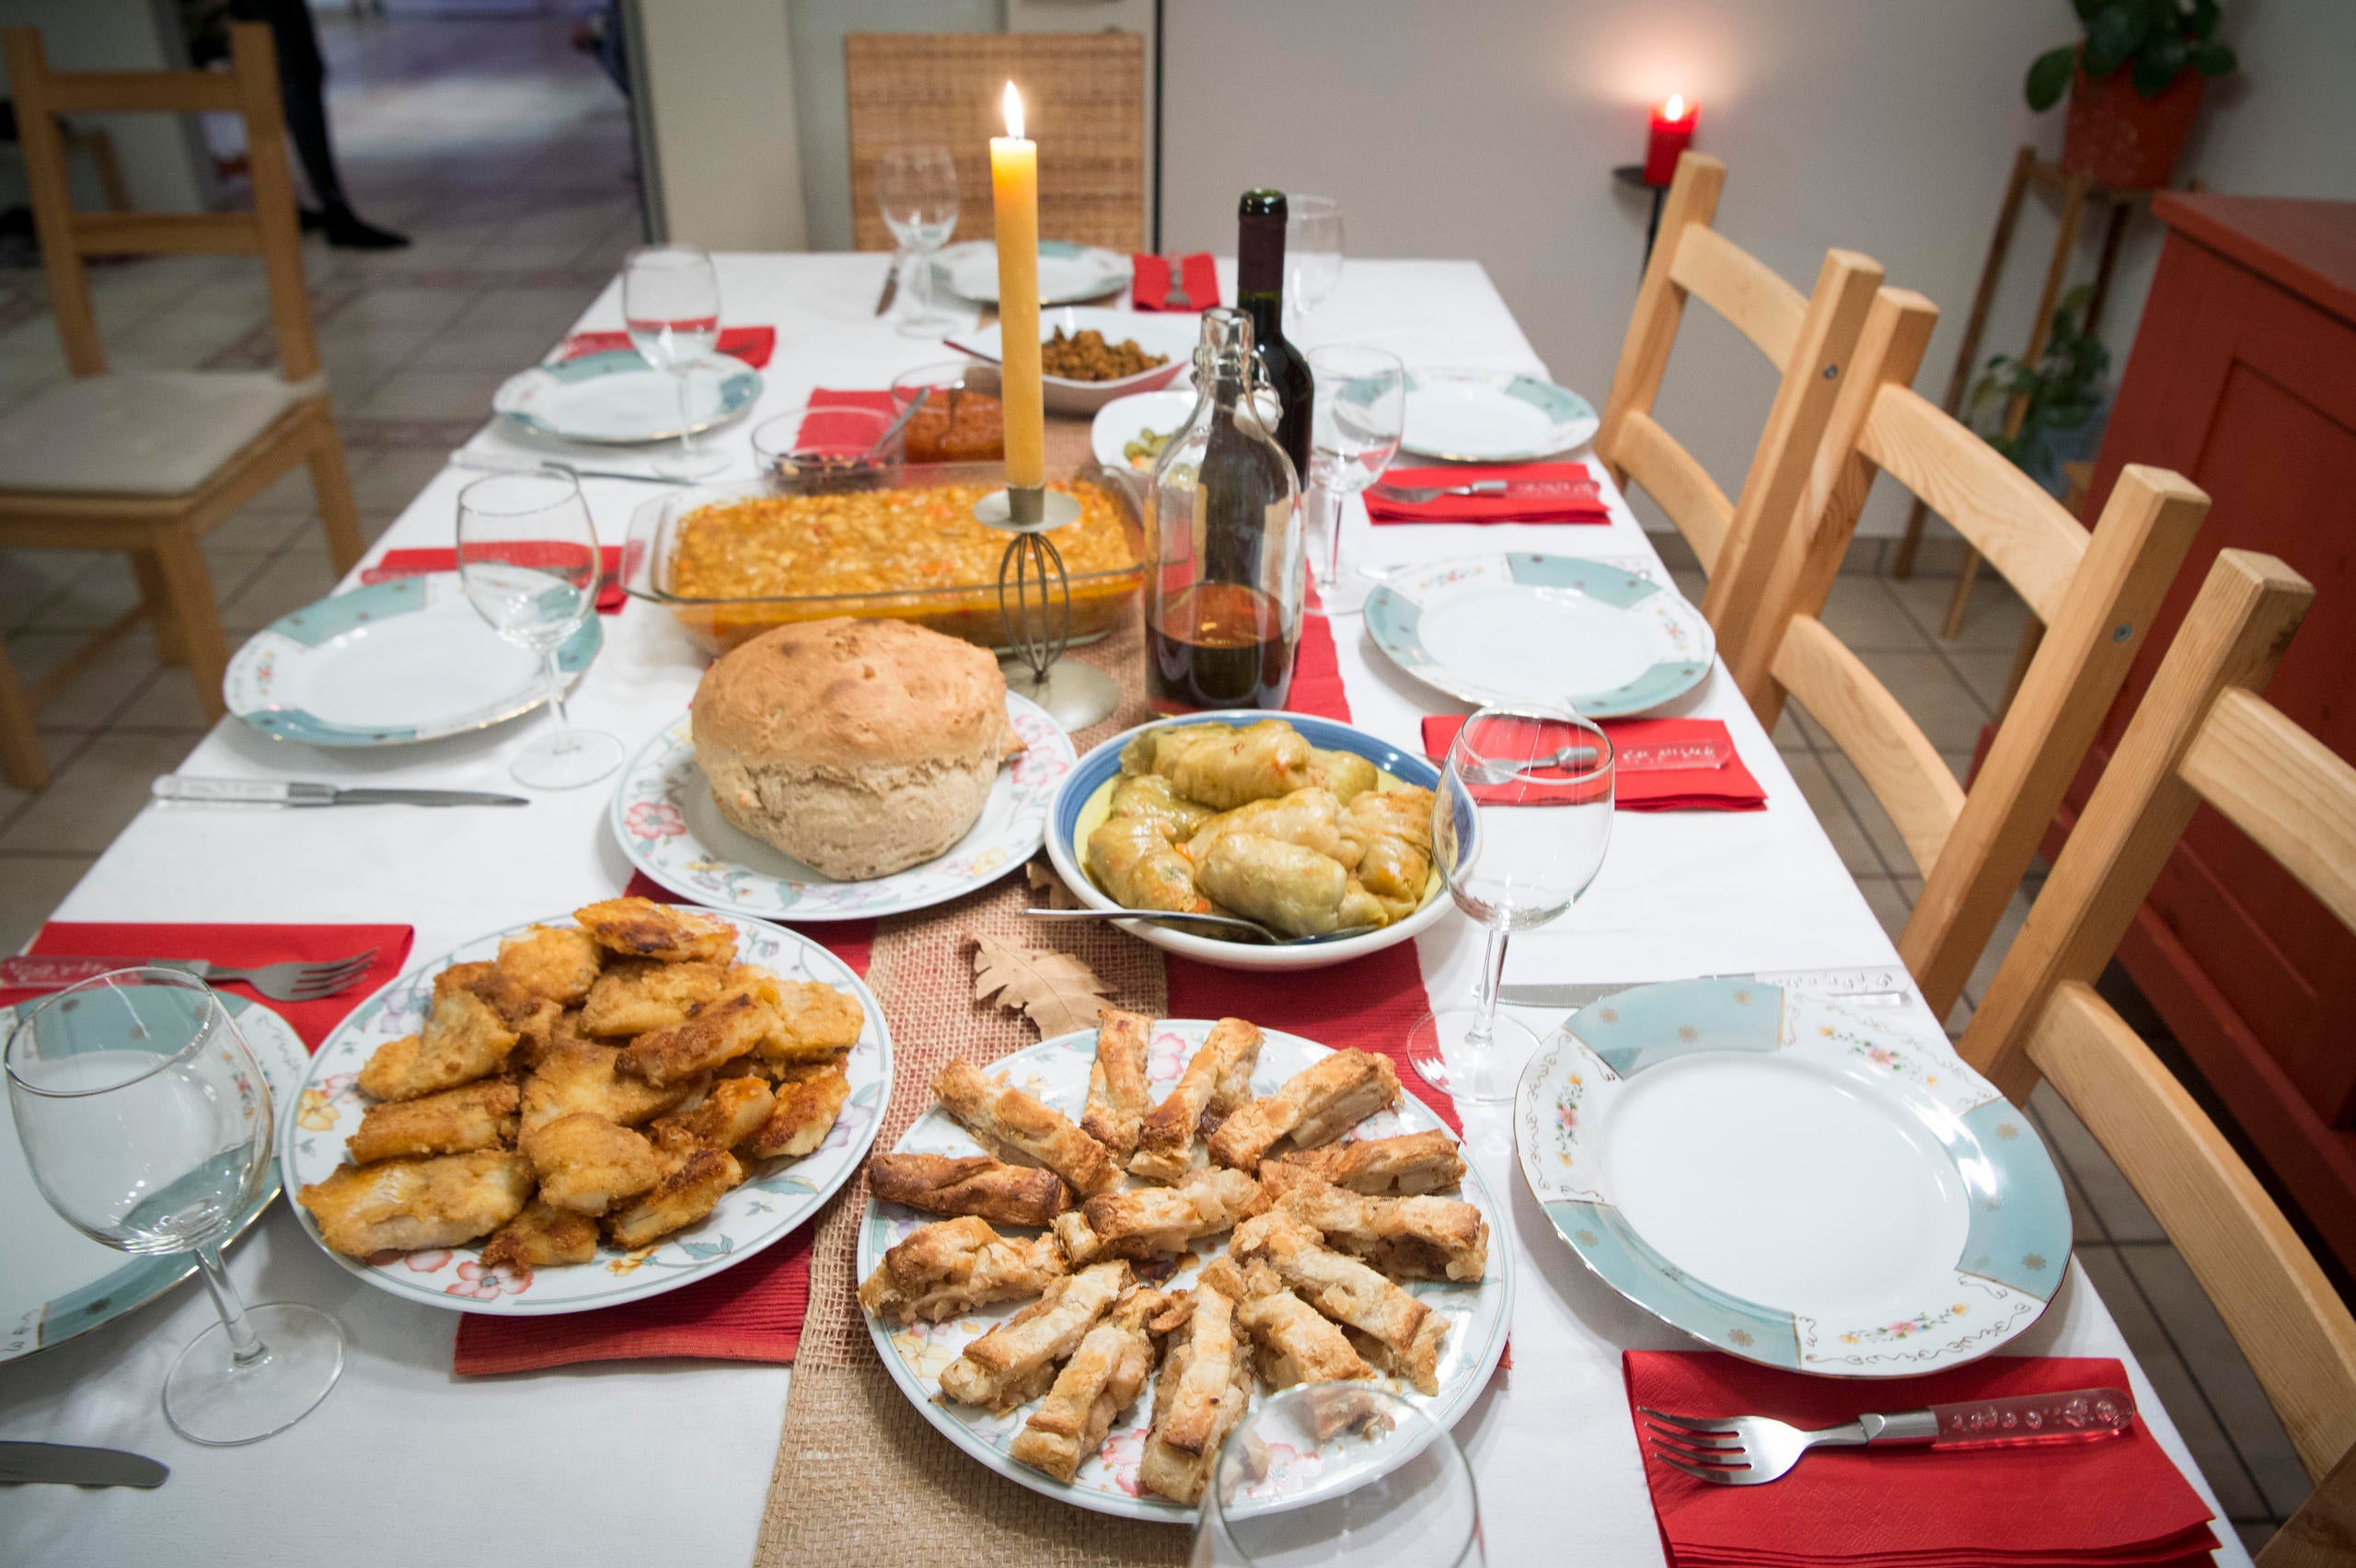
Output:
[[1644, 94, 1697, 186]]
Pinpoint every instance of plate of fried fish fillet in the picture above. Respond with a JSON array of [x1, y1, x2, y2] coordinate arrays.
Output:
[[858, 1011, 1511, 1520], [285, 897, 889, 1313]]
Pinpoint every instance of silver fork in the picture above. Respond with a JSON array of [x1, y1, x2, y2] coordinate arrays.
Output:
[[0, 950, 381, 1003], [1021, 908, 1380, 947], [1638, 1386, 2138, 1485], [1159, 255, 1193, 309], [1370, 478, 1507, 504]]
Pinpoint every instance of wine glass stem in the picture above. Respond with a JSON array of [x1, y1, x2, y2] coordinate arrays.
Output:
[[1467, 921, 1513, 1052], [674, 364, 699, 465], [907, 248, 936, 319], [541, 645, 572, 737], [195, 1240, 268, 1367], [1315, 478, 1346, 592]]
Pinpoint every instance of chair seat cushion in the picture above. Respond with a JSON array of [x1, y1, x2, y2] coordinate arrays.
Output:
[[0, 371, 315, 496]]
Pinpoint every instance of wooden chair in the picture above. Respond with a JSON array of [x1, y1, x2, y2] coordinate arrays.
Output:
[[1592, 151, 1884, 665], [1958, 550, 2356, 1568], [1727, 282, 2208, 1021], [843, 31, 1145, 254], [0, 23, 364, 790]]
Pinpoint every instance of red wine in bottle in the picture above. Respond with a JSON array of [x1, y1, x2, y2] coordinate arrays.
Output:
[[1237, 190, 1314, 480], [1148, 581, 1296, 713]]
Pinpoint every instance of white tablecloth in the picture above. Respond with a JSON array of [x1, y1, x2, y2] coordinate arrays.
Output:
[[0, 254, 2246, 1567]]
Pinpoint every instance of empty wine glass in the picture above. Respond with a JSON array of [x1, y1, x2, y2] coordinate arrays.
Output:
[[6, 969, 345, 1445], [1194, 1385, 1484, 1568], [878, 145, 961, 338], [456, 468, 621, 790], [622, 242, 727, 478], [1406, 705, 1614, 1103], [1286, 195, 1344, 322], [1304, 344, 1404, 617]]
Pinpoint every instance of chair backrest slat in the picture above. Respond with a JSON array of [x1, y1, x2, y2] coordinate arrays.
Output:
[[1668, 223, 1806, 365], [2178, 686, 2356, 932], [71, 212, 263, 256], [1612, 409, 1733, 570], [41, 68, 242, 114], [1770, 614, 1964, 873]]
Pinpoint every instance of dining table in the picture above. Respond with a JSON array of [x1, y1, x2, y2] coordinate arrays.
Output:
[[0, 250, 2250, 1567]]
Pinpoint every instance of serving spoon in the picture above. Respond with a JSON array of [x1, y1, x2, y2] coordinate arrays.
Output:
[[1022, 908, 1382, 946]]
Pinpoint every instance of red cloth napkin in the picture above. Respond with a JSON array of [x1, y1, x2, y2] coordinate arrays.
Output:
[[0, 922, 413, 1052], [450, 879, 876, 1375], [798, 387, 897, 453], [1423, 716, 1766, 813], [558, 325, 776, 370], [1130, 252, 1218, 311], [361, 545, 626, 615], [1626, 1352, 2217, 1567], [1367, 463, 1610, 525]]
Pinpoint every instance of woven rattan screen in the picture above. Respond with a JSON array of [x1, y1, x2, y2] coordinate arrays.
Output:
[[844, 31, 1146, 254]]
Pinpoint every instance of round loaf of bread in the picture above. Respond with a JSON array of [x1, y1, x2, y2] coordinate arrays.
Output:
[[691, 617, 1017, 881]]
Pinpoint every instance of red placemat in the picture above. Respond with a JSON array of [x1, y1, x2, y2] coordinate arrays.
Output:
[[558, 325, 775, 369], [1626, 1351, 2217, 1567], [361, 545, 626, 615], [1130, 252, 1218, 311], [1366, 463, 1609, 525], [0, 922, 413, 1052], [1422, 715, 1766, 813]]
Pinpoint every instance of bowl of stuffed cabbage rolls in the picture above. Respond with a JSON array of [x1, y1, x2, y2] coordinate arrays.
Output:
[[1045, 713, 1452, 971]]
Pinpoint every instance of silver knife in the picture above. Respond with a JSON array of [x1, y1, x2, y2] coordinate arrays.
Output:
[[152, 778, 528, 808], [0, 1439, 168, 1488], [448, 453, 685, 486], [1496, 963, 1914, 1009]]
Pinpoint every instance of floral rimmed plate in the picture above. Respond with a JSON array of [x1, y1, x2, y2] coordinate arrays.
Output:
[[1, 994, 306, 1362], [1365, 553, 1713, 718], [1516, 979, 2070, 1377], [937, 239, 1132, 306], [1400, 366, 1597, 461], [612, 694, 1075, 922], [492, 349, 763, 444], [282, 909, 890, 1315], [860, 1021, 1514, 1522]]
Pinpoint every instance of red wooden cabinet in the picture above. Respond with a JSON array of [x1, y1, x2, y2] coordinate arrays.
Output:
[[2070, 193, 2356, 1271]]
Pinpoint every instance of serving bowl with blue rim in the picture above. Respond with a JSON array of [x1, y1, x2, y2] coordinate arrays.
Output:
[[1044, 709, 1454, 973]]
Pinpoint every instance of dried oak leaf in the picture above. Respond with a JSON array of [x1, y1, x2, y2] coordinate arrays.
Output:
[[1025, 856, 1084, 910], [969, 932, 1113, 1040]]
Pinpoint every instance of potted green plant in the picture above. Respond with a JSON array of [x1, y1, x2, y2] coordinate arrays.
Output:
[[1969, 284, 2110, 496], [2026, 0, 2237, 190]]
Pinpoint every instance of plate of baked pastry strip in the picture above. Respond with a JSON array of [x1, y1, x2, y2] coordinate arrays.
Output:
[[283, 897, 889, 1313], [857, 1011, 1511, 1520]]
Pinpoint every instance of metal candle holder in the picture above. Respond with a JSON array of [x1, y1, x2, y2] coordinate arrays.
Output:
[[973, 485, 1120, 729]]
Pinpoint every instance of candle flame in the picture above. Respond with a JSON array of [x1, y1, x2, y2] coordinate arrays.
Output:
[[1663, 92, 1687, 121], [1002, 81, 1024, 141]]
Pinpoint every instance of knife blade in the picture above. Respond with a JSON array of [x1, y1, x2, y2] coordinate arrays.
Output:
[[1496, 964, 1914, 1009], [874, 251, 901, 317], [152, 778, 529, 808], [0, 1440, 168, 1488]]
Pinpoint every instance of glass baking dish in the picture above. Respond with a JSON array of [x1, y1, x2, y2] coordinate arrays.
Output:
[[619, 459, 1147, 657]]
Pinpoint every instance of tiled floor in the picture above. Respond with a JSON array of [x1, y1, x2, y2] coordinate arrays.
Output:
[[0, 11, 2317, 1553]]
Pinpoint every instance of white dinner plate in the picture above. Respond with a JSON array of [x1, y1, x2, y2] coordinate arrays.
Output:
[[1089, 388, 1201, 476], [1364, 553, 1712, 718], [2, 994, 306, 1363], [224, 573, 600, 747], [1400, 367, 1598, 461], [1517, 980, 2071, 1376], [937, 239, 1133, 306], [612, 693, 1076, 922], [862, 1020, 1513, 1520], [493, 350, 763, 445], [949, 306, 1196, 414], [283, 909, 890, 1315]]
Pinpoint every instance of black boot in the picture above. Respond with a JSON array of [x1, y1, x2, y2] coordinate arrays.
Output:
[[320, 202, 409, 250]]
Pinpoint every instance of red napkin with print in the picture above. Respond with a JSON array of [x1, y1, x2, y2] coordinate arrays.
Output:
[[361, 545, 626, 615], [1423, 716, 1765, 812], [450, 880, 875, 1375], [1367, 463, 1610, 525], [558, 325, 776, 370], [1130, 251, 1218, 311], [0, 922, 413, 1052], [1625, 1351, 2218, 1567]]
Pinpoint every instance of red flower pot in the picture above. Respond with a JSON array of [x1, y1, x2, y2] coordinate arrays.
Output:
[[2062, 63, 2206, 190]]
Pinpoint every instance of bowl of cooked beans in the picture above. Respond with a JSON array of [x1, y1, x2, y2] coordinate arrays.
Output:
[[948, 306, 1198, 414]]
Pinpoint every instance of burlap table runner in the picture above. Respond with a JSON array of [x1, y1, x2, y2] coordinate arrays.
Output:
[[755, 444, 1193, 1562]]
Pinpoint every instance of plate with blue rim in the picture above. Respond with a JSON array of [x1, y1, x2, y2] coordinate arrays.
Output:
[[1515, 979, 2071, 1377], [1400, 366, 1597, 461], [492, 349, 762, 444], [224, 573, 600, 747], [1364, 553, 1712, 718], [1, 993, 306, 1363], [938, 239, 1132, 306]]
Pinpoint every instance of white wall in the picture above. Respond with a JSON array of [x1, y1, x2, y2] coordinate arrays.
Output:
[[634, 0, 808, 250], [0, 0, 211, 213], [1160, 0, 2356, 537]]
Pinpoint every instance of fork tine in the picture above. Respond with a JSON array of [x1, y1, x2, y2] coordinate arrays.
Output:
[[1645, 1429, 1746, 1464], [1640, 1420, 1741, 1452], [1635, 1406, 1741, 1435], [1650, 1448, 1747, 1485], [308, 948, 378, 977]]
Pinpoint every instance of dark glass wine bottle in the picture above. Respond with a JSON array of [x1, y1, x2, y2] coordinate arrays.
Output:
[[1236, 189, 1315, 480]]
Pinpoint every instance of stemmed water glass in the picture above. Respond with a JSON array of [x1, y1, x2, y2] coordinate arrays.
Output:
[[878, 145, 961, 338], [1286, 195, 1345, 323], [1304, 344, 1403, 616], [1193, 1386, 1484, 1567], [622, 242, 728, 478], [1405, 705, 1615, 1103], [6, 969, 346, 1445], [456, 468, 621, 790]]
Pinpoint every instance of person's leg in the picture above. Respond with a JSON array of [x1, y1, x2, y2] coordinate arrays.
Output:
[[227, 0, 407, 248]]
